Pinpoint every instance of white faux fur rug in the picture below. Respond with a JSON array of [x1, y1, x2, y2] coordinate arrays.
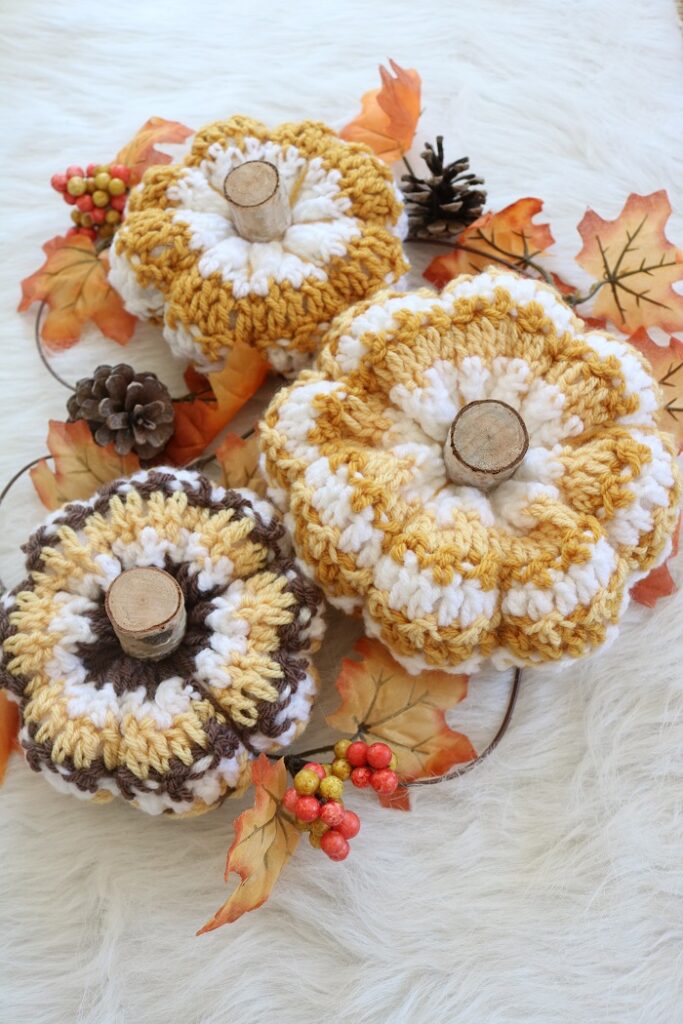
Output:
[[2, 1, 683, 1022]]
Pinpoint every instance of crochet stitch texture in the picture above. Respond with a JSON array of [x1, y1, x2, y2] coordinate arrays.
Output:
[[260, 270, 681, 674], [0, 469, 324, 815], [109, 116, 408, 374]]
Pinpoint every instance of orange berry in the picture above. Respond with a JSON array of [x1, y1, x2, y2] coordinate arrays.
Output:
[[295, 795, 321, 823], [370, 769, 399, 796], [337, 810, 360, 839], [367, 742, 393, 770], [320, 801, 344, 828], [282, 787, 299, 813], [347, 741, 368, 767], [351, 766, 372, 788], [320, 830, 350, 861]]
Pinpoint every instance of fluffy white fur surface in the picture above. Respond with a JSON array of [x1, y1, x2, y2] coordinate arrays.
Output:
[[1, 1, 683, 1022]]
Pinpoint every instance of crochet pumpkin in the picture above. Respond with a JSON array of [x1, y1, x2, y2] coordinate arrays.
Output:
[[0, 469, 324, 815], [260, 270, 681, 675], [109, 116, 408, 374]]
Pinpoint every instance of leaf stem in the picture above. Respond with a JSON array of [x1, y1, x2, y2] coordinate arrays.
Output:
[[410, 236, 555, 287], [565, 280, 605, 308]]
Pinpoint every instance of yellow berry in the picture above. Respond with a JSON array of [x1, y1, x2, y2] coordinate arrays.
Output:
[[334, 739, 352, 759], [319, 775, 344, 801], [105, 209, 121, 225], [322, 764, 332, 775], [86, 177, 96, 193], [331, 758, 352, 781], [294, 768, 320, 796], [70, 209, 81, 224], [294, 819, 310, 832], [80, 213, 93, 227], [96, 164, 110, 174], [309, 832, 322, 849], [108, 177, 126, 196], [98, 224, 115, 240], [92, 190, 109, 208], [309, 819, 330, 838], [389, 754, 398, 771], [66, 176, 86, 197], [94, 171, 111, 190]]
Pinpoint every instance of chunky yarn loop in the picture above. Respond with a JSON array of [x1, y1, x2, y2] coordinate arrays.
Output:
[[109, 116, 408, 374], [0, 469, 325, 815], [260, 269, 681, 675]]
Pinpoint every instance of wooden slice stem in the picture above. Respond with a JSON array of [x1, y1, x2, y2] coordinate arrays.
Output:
[[223, 160, 291, 242], [444, 400, 528, 491], [105, 567, 186, 661]]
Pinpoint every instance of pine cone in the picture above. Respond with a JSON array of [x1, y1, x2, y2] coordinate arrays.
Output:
[[401, 136, 487, 239], [67, 364, 174, 462]]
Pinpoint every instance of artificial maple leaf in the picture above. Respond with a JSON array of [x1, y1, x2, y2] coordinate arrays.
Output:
[[327, 637, 476, 782], [19, 235, 136, 350], [197, 756, 300, 933], [215, 432, 266, 497], [627, 328, 683, 451], [424, 198, 554, 287], [575, 191, 683, 334], [377, 784, 412, 812], [631, 515, 680, 608], [114, 116, 193, 187], [165, 342, 268, 465], [340, 60, 421, 164], [0, 692, 20, 785], [30, 419, 140, 511]]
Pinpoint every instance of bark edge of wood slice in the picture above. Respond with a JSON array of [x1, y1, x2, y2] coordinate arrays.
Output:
[[223, 159, 291, 243], [105, 567, 186, 661], [444, 399, 529, 491]]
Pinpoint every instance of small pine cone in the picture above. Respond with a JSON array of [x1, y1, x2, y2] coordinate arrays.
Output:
[[401, 136, 486, 239], [67, 364, 175, 461]]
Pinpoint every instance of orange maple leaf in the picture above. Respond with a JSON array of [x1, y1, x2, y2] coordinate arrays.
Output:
[[340, 60, 421, 164], [30, 420, 140, 511], [326, 637, 475, 782], [115, 116, 193, 187], [628, 328, 683, 451], [575, 191, 683, 333], [215, 432, 266, 496], [165, 342, 268, 465], [424, 198, 555, 288], [0, 692, 20, 786], [631, 515, 680, 608], [18, 235, 136, 351], [197, 756, 300, 933]]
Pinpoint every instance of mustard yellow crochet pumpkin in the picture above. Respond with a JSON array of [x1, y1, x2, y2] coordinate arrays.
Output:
[[109, 117, 408, 374], [0, 468, 325, 815], [260, 270, 681, 675]]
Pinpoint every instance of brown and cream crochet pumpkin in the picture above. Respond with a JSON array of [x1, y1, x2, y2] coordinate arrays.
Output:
[[109, 116, 408, 375], [260, 270, 680, 675], [0, 468, 325, 815]]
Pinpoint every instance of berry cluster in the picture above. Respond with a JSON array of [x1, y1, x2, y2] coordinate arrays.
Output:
[[50, 163, 131, 242], [282, 740, 400, 861]]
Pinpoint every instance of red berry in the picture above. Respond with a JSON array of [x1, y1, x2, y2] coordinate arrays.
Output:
[[50, 173, 67, 193], [346, 741, 368, 767], [370, 769, 399, 796], [110, 194, 127, 213], [86, 163, 98, 176], [366, 742, 393, 770], [350, 766, 372, 788], [66, 227, 79, 237], [337, 809, 360, 839], [66, 165, 84, 179], [79, 227, 97, 241], [76, 194, 94, 212], [295, 795, 321, 823], [110, 163, 130, 183], [282, 787, 299, 813], [90, 207, 106, 224], [63, 192, 77, 205], [320, 801, 345, 827], [303, 762, 326, 780], [320, 830, 350, 861]]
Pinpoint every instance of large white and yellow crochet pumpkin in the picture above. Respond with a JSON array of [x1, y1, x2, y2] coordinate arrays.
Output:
[[260, 270, 681, 675], [0, 468, 325, 815], [109, 116, 408, 374]]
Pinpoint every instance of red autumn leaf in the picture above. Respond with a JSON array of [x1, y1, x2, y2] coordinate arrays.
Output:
[[197, 756, 300, 933], [30, 420, 140, 511], [631, 515, 680, 608], [340, 60, 421, 164], [19, 235, 136, 350], [215, 432, 266, 497], [424, 198, 554, 287], [0, 692, 20, 786], [575, 191, 683, 333], [165, 342, 268, 465], [628, 329, 683, 451], [326, 637, 476, 782], [115, 116, 193, 187]]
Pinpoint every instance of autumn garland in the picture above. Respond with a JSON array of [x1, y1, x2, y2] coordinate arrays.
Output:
[[0, 59, 680, 929]]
